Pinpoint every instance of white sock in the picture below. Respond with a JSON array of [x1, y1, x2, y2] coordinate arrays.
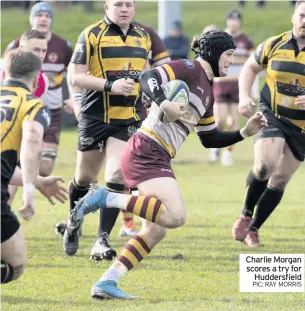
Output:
[[99, 261, 128, 283], [106, 192, 131, 210]]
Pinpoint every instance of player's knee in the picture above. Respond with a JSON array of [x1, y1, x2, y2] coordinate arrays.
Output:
[[40, 149, 57, 176], [253, 163, 272, 180], [74, 171, 95, 186], [39, 161, 54, 177], [169, 212, 187, 228]]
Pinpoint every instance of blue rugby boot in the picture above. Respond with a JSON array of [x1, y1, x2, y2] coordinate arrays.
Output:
[[71, 184, 110, 221], [91, 280, 138, 300]]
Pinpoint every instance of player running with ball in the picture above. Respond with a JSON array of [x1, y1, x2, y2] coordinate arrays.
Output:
[[66, 30, 267, 300]]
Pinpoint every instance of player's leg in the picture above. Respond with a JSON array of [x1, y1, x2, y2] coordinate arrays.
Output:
[[232, 119, 286, 241], [39, 108, 61, 177], [91, 136, 127, 261], [73, 176, 186, 229], [244, 141, 302, 247], [63, 149, 105, 255], [91, 218, 167, 300], [91, 176, 176, 299], [1, 205, 26, 284], [57, 115, 105, 237], [39, 142, 58, 176]]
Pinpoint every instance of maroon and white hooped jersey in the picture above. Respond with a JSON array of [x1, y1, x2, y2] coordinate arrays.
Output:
[[5, 33, 73, 109], [139, 59, 216, 158]]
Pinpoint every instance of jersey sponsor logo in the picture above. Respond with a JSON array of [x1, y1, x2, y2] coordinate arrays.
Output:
[[277, 81, 305, 96], [148, 78, 159, 92], [48, 52, 58, 63], [107, 62, 142, 81], [182, 59, 195, 69]]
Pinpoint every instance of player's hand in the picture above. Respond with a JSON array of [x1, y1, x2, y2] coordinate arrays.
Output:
[[295, 95, 305, 110], [160, 100, 185, 122], [240, 112, 268, 138], [36, 176, 68, 205], [63, 98, 74, 114], [111, 78, 135, 96], [19, 197, 35, 221], [239, 96, 256, 118]]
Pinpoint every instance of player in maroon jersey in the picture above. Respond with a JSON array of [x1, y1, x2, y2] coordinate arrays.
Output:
[[211, 10, 257, 166], [5, 2, 73, 177], [65, 30, 267, 300]]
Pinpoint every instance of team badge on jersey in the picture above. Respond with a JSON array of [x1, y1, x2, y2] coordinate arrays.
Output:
[[48, 52, 58, 63], [182, 59, 195, 69]]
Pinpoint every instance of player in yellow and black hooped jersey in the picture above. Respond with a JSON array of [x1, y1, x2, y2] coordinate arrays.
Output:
[[1, 49, 51, 284], [72, 15, 151, 126], [232, 1, 305, 248], [64, 0, 151, 260]]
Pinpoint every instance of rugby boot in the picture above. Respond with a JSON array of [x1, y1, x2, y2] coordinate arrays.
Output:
[[91, 280, 138, 300], [232, 216, 252, 241], [119, 219, 138, 237], [71, 184, 109, 221], [90, 233, 117, 261], [244, 229, 261, 248]]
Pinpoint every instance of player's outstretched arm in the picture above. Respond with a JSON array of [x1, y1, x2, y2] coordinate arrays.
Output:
[[198, 112, 268, 148]]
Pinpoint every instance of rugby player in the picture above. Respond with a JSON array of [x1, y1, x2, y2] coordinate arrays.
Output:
[[232, 0, 305, 247], [63, 0, 152, 260], [5, 2, 73, 177], [6, 29, 49, 205], [211, 10, 256, 166], [67, 30, 267, 299], [1, 49, 66, 284]]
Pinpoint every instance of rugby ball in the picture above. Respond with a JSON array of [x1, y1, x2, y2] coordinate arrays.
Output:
[[163, 79, 190, 111]]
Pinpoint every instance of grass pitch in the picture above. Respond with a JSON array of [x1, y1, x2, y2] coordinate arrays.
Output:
[[2, 130, 305, 311]]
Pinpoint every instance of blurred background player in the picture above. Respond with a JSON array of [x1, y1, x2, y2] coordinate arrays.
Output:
[[5, 30, 48, 206], [5, 2, 73, 178], [1, 49, 67, 284], [163, 20, 190, 60], [62, 0, 152, 260], [210, 10, 256, 166], [232, 0, 305, 247]]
